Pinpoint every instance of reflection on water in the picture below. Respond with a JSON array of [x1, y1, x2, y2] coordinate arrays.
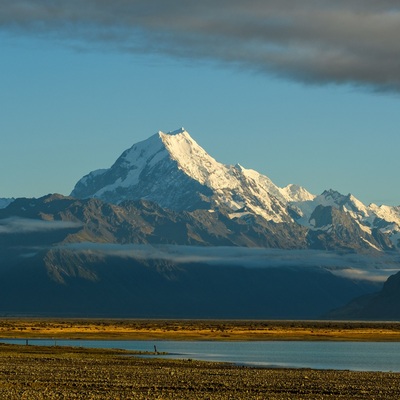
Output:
[[1, 339, 400, 372]]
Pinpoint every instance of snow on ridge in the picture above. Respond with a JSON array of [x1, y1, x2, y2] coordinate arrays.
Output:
[[361, 237, 383, 252], [72, 127, 317, 224], [158, 130, 293, 222], [349, 194, 369, 213], [79, 169, 108, 187], [166, 127, 186, 135], [94, 133, 169, 196], [288, 187, 400, 247], [369, 203, 400, 226], [159, 129, 229, 189], [70, 127, 400, 239], [122, 132, 166, 166], [234, 164, 284, 200], [280, 184, 316, 203]]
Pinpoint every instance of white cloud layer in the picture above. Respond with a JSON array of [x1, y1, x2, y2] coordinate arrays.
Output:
[[62, 242, 400, 282], [1, 1, 400, 90], [0, 217, 82, 234]]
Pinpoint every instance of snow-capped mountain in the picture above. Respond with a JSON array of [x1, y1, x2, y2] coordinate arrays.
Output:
[[71, 128, 313, 223], [289, 189, 400, 249], [71, 128, 399, 251], [2, 129, 399, 319]]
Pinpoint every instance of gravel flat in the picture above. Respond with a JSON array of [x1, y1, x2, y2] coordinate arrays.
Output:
[[0, 344, 399, 399]]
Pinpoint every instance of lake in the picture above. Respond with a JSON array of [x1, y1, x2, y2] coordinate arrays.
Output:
[[1, 339, 400, 372]]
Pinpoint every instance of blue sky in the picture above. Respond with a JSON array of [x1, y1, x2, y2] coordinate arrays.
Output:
[[1, 1, 399, 206]]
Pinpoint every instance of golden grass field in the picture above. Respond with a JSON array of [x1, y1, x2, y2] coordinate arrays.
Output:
[[1, 319, 400, 341], [2, 320, 400, 398]]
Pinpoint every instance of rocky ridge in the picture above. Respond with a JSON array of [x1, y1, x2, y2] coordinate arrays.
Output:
[[1, 128, 399, 319], [71, 128, 399, 252]]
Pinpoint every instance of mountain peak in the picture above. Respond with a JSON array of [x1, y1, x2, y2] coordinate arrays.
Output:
[[70, 127, 295, 222], [165, 127, 187, 136], [65, 127, 400, 249], [321, 189, 347, 199]]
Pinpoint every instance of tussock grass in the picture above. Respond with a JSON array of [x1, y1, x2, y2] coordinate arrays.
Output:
[[1, 319, 400, 341]]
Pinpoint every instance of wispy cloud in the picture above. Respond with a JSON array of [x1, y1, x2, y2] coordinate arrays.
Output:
[[329, 267, 399, 283], [61, 242, 400, 282], [0, 217, 82, 234], [1, 1, 400, 91]]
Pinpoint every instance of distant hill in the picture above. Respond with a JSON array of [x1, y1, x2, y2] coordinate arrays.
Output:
[[325, 271, 400, 320]]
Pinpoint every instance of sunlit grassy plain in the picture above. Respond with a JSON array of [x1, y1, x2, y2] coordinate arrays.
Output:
[[1, 319, 400, 341]]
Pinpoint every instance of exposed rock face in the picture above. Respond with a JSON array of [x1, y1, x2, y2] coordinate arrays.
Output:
[[0, 194, 386, 318], [1, 128, 399, 318], [71, 128, 312, 223], [71, 129, 399, 252], [0, 194, 308, 248], [306, 205, 393, 251]]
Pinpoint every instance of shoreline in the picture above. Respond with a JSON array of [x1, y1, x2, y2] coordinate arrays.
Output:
[[1, 319, 400, 341], [1, 343, 399, 399]]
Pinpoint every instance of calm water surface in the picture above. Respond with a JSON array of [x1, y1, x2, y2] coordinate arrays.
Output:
[[2, 339, 400, 372]]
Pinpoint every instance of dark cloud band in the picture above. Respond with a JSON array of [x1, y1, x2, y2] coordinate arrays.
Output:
[[1, 1, 400, 91]]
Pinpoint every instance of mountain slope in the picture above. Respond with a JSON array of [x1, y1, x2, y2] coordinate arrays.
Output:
[[0, 194, 380, 319], [1, 128, 399, 319], [0, 194, 308, 248], [290, 189, 399, 250], [71, 128, 313, 223], [71, 128, 399, 252], [0, 245, 379, 318], [325, 270, 400, 320]]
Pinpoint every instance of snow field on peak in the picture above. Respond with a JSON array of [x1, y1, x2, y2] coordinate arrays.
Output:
[[160, 129, 311, 204], [234, 165, 315, 204], [369, 204, 400, 226], [280, 184, 316, 203], [290, 188, 400, 247], [79, 169, 108, 187], [348, 194, 370, 216], [160, 130, 229, 189], [93, 133, 169, 198], [159, 131, 296, 222], [166, 127, 186, 135], [70, 127, 399, 247], [74, 128, 312, 221], [122, 132, 167, 168], [290, 190, 369, 227]]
